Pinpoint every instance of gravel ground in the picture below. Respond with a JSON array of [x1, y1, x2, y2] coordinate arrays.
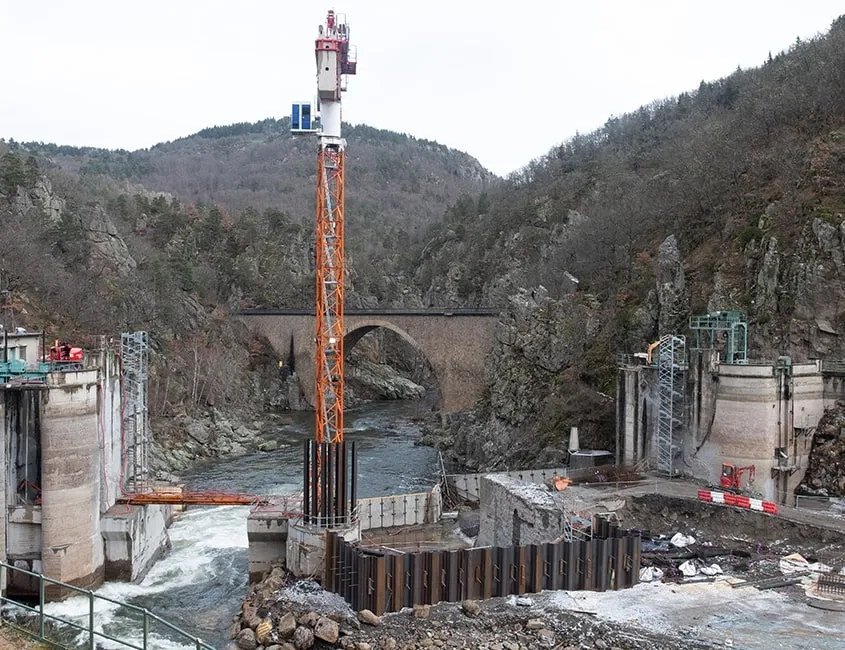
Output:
[[0, 626, 50, 649]]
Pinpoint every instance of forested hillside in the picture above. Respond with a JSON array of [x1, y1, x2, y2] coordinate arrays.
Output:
[[21, 119, 490, 297], [420, 16, 845, 469]]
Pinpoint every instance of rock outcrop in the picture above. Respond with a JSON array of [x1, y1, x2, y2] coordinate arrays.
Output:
[[83, 205, 137, 275], [797, 400, 845, 497], [421, 287, 614, 471]]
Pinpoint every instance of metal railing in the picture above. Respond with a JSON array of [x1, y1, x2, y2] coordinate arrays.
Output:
[[0, 562, 214, 650]]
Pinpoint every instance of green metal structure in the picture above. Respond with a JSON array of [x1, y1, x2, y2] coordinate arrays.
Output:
[[688, 310, 748, 364]]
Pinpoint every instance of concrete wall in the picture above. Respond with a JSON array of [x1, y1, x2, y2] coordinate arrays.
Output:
[[239, 313, 498, 412], [101, 504, 171, 581], [40, 369, 103, 591], [477, 475, 570, 547], [822, 373, 845, 406], [447, 467, 569, 502], [1, 344, 171, 598], [357, 486, 441, 530], [98, 345, 124, 513]]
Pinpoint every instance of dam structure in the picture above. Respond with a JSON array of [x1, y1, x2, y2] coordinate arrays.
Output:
[[1, 330, 171, 598]]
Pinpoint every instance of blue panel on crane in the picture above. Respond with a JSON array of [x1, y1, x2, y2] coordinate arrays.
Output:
[[291, 103, 301, 131], [292, 102, 315, 132]]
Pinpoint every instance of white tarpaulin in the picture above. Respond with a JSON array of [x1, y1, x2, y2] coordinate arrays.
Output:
[[670, 533, 697, 548]]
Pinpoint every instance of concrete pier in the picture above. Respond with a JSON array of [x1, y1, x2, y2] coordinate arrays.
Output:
[[101, 504, 172, 582], [40, 369, 103, 593], [247, 508, 290, 583]]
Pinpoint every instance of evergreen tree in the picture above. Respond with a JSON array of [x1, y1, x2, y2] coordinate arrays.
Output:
[[0, 151, 26, 194], [24, 156, 40, 187]]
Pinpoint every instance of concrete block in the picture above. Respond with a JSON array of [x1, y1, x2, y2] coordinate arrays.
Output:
[[477, 475, 569, 547], [101, 504, 171, 582]]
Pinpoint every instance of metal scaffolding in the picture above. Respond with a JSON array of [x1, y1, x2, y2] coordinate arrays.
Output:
[[688, 311, 747, 364], [656, 334, 686, 477], [121, 331, 150, 493]]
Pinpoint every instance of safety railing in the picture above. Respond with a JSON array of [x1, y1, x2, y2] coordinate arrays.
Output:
[[0, 562, 214, 650]]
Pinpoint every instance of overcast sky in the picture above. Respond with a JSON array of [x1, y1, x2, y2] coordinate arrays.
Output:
[[1, 1, 843, 176]]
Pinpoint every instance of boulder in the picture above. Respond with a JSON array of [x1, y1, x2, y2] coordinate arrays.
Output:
[[313, 616, 339, 644], [292, 625, 314, 650], [357, 609, 381, 626], [235, 628, 258, 650], [277, 612, 297, 639]]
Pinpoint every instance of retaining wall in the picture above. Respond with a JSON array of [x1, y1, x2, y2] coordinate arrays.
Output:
[[324, 519, 641, 614], [357, 486, 441, 530]]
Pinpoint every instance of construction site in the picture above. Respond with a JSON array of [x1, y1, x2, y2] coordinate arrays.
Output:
[[0, 8, 844, 650]]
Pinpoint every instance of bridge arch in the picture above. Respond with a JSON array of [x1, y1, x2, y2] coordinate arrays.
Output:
[[237, 310, 499, 412], [344, 319, 442, 408]]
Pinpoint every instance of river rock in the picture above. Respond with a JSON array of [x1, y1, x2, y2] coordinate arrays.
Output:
[[242, 604, 261, 629], [236, 628, 258, 650], [525, 619, 544, 630], [314, 616, 339, 643], [537, 629, 555, 645], [298, 611, 318, 627], [358, 609, 381, 626], [412, 604, 431, 619], [292, 625, 314, 650], [461, 600, 481, 617], [258, 439, 282, 452], [229, 620, 241, 639]]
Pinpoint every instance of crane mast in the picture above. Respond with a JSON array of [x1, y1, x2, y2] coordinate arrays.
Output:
[[297, 10, 358, 527], [314, 8, 355, 446]]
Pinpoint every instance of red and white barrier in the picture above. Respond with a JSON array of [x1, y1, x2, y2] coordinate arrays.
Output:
[[697, 489, 778, 515]]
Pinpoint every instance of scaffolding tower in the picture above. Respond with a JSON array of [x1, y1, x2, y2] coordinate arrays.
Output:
[[656, 334, 686, 477], [688, 311, 747, 364], [121, 331, 150, 493]]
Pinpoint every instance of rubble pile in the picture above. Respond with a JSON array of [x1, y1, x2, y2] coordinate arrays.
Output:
[[226, 566, 712, 650], [798, 400, 845, 497]]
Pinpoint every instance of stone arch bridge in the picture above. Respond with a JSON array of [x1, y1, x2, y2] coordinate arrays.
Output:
[[238, 309, 500, 412]]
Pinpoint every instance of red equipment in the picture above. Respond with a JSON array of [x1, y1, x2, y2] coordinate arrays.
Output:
[[720, 462, 755, 491], [48, 339, 83, 362]]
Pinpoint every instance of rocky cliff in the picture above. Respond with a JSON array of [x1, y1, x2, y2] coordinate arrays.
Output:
[[422, 286, 614, 471]]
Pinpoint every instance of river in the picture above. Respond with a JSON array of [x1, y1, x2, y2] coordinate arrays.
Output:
[[44, 400, 440, 649]]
